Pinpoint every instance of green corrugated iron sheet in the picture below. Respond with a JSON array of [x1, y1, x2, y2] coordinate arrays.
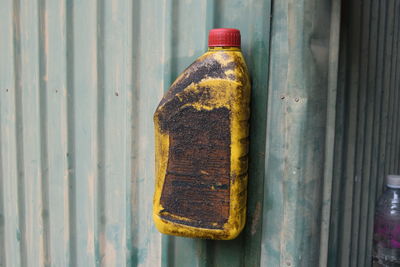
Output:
[[328, 0, 400, 266], [1, 0, 400, 266]]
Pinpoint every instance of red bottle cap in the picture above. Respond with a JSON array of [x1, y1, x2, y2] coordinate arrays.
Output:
[[208, 28, 241, 47]]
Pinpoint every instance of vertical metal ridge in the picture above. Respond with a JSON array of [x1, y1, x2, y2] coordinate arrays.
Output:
[[338, 0, 362, 265], [392, 3, 400, 176], [44, 0, 71, 264], [394, 6, 400, 175], [121, 0, 134, 265], [350, 0, 371, 265], [384, 2, 399, 177], [37, 0, 51, 265], [65, 0, 77, 265], [396, 125, 400, 173], [160, 0, 173, 89], [376, 0, 396, 199], [327, 18, 348, 266], [389, 3, 400, 176], [365, 0, 388, 263], [12, 0, 28, 265], [131, 0, 141, 265], [213, 0, 221, 28], [394, 13, 400, 173], [122, 0, 134, 261], [96, 0, 105, 264], [357, 0, 379, 265], [0, 1, 22, 265], [205, 0, 215, 47], [374, 0, 390, 199], [71, 0, 98, 263], [161, 236, 174, 267], [197, 239, 211, 267], [260, 0, 286, 264], [203, 240, 214, 267], [169, 0, 179, 81], [388, 0, 400, 177], [0, 11, 7, 263], [396, 35, 400, 175], [0, 106, 6, 267], [392, 27, 400, 174], [395, 5, 400, 175], [384, 1, 400, 189], [390, 15, 400, 176], [319, 0, 342, 265], [160, 1, 175, 266], [19, 0, 45, 262]]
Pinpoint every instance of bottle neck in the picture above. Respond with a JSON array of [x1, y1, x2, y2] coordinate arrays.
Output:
[[208, 46, 241, 51]]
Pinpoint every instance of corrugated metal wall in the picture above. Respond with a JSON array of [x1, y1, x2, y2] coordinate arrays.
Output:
[[328, 0, 400, 266], [1, 0, 399, 266], [0, 0, 273, 266]]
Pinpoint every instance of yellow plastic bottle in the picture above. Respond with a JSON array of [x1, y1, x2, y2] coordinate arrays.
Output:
[[153, 28, 250, 240]]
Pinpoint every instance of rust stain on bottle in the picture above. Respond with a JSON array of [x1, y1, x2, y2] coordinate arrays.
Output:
[[160, 107, 231, 229]]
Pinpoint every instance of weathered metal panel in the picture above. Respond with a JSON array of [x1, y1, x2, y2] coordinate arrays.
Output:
[[2, 0, 400, 266], [327, 0, 400, 266], [0, 0, 22, 266], [261, 0, 342, 266], [45, 0, 70, 265], [0, 0, 273, 265]]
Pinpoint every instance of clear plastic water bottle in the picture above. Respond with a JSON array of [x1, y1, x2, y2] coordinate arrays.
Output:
[[373, 175, 400, 266]]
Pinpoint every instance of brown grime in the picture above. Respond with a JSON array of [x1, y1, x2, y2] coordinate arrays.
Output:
[[160, 107, 231, 229]]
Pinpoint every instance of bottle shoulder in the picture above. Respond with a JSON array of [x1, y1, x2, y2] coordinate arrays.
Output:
[[376, 189, 400, 215], [155, 50, 250, 114], [182, 50, 249, 86]]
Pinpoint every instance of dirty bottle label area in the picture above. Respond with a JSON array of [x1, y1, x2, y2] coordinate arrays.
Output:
[[159, 107, 231, 229], [373, 214, 400, 266]]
